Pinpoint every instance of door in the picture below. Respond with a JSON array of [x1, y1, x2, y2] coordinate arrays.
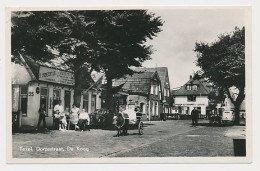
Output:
[[40, 88, 48, 116], [53, 89, 60, 109]]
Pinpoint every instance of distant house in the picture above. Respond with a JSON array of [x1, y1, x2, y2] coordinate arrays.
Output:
[[172, 76, 213, 116], [113, 70, 162, 120], [223, 87, 246, 116], [133, 67, 172, 115]]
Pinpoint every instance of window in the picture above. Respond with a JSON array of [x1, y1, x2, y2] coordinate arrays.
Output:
[[166, 89, 170, 97], [155, 85, 158, 95], [150, 85, 154, 94], [152, 101, 155, 116], [187, 85, 198, 91], [20, 86, 28, 117], [187, 95, 196, 102]]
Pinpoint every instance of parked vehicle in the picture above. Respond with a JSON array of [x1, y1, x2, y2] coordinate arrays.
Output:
[[209, 108, 234, 125], [221, 110, 235, 124]]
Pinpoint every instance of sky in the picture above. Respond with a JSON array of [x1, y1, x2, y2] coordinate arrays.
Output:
[[143, 8, 246, 89]]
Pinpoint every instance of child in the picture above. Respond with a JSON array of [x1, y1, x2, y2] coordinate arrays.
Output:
[[60, 111, 67, 130]]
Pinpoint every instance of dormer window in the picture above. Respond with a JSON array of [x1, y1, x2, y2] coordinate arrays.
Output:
[[186, 85, 198, 91], [192, 85, 197, 91]]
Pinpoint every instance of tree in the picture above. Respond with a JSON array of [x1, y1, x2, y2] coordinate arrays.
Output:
[[12, 11, 101, 107], [194, 27, 245, 125], [93, 11, 163, 110], [11, 10, 163, 110]]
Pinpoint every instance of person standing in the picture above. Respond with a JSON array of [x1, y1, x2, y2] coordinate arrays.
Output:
[[78, 109, 90, 131], [53, 100, 64, 130], [191, 107, 199, 127], [70, 104, 80, 130], [64, 107, 71, 130], [37, 103, 47, 131]]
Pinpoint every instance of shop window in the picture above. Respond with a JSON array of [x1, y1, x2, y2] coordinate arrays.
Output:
[[64, 90, 71, 111], [119, 96, 127, 105], [91, 95, 96, 112], [20, 86, 28, 117], [83, 94, 89, 111], [187, 95, 196, 102], [40, 88, 48, 116], [140, 103, 144, 113]]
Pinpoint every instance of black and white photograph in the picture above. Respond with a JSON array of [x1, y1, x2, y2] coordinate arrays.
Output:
[[6, 6, 251, 163]]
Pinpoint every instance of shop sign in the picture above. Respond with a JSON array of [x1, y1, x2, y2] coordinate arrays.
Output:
[[39, 66, 74, 85]]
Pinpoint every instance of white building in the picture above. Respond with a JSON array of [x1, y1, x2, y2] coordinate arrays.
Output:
[[172, 77, 213, 116], [12, 56, 101, 130]]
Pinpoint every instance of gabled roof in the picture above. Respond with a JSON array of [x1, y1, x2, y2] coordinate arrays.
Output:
[[133, 67, 169, 88], [113, 71, 160, 95], [22, 56, 40, 80], [172, 78, 211, 96]]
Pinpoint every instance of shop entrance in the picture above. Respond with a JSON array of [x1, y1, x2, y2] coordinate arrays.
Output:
[[40, 88, 48, 116], [53, 89, 60, 108], [64, 90, 71, 110]]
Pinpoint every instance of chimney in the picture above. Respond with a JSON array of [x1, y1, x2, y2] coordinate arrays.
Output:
[[190, 75, 192, 80]]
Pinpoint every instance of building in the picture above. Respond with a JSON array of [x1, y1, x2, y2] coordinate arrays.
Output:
[[12, 56, 101, 130], [223, 87, 246, 117], [113, 71, 162, 120], [172, 76, 213, 116], [133, 67, 172, 115]]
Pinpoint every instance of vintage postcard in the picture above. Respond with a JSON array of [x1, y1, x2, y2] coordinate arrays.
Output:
[[6, 6, 252, 163]]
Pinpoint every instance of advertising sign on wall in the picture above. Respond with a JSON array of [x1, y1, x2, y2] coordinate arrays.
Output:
[[39, 66, 75, 85]]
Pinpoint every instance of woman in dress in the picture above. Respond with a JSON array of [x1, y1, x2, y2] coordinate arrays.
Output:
[[70, 104, 80, 130]]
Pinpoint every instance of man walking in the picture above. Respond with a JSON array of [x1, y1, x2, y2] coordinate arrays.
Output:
[[37, 103, 47, 131], [191, 107, 199, 127]]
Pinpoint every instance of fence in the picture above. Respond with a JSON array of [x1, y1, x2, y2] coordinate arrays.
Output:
[[167, 113, 207, 120]]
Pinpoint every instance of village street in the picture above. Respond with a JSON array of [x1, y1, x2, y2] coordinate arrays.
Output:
[[12, 119, 246, 158]]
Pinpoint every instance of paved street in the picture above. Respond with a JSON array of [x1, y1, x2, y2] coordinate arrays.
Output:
[[12, 120, 246, 158]]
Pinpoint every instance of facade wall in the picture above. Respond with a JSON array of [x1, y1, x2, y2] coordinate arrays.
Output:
[[174, 96, 209, 115], [149, 84, 161, 120], [162, 73, 171, 114], [127, 95, 148, 120], [224, 97, 246, 111], [17, 82, 75, 128], [11, 63, 101, 129]]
